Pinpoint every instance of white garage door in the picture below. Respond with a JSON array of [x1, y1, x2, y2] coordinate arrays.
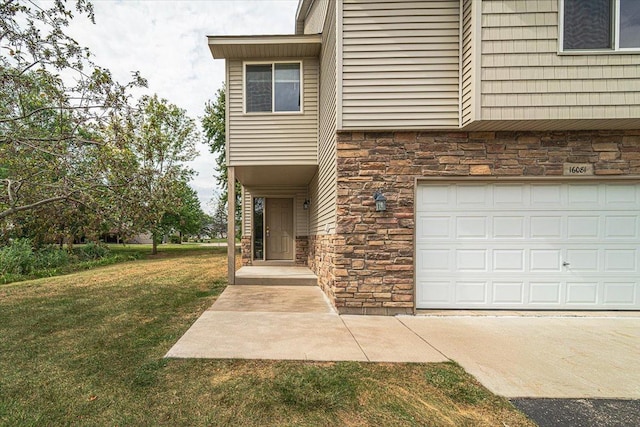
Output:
[[416, 182, 640, 310]]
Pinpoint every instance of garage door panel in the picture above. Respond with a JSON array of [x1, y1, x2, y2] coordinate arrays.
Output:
[[456, 250, 488, 272], [416, 181, 640, 310], [493, 282, 525, 304], [568, 184, 600, 204], [605, 216, 638, 238], [418, 249, 450, 272], [605, 184, 640, 206], [494, 184, 526, 207], [531, 216, 563, 239], [530, 250, 562, 272], [416, 280, 451, 304], [603, 282, 637, 304], [493, 250, 525, 272], [455, 282, 488, 304], [531, 184, 563, 205], [566, 282, 598, 304], [565, 249, 599, 271], [567, 216, 600, 238], [417, 184, 451, 207], [457, 185, 490, 208], [604, 249, 637, 272], [529, 282, 562, 304], [493, 216, 525, 238], [456, 216, 488, 238], [418, 216, 450, 239]]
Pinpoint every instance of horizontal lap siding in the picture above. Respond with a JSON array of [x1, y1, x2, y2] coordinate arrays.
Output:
[[310, 0, 337, 234], [341, 0, 460, 130], [481, 0, 640, 121], [228, 59, 319, 165]]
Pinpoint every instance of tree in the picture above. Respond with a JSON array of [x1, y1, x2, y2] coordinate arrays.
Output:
[[209, 194, 228, 239], [159, 181, 204, 243], [202, 86, 241, 230], [129, 94, 199, 254], [0, 0, 145, 223]]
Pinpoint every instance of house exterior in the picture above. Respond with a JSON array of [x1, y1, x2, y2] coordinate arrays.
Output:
[[209, 0, 640, 314]]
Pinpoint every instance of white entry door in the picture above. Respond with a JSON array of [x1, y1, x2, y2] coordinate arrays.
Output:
[[416, 182, 640, 310]]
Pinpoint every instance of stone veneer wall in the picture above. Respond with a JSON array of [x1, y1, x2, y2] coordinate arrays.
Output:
[[308, 234, 337, 306], [241, 235, 309, 266], [333, 130, 640, 315], [295, 236, 309, 265], [240, 236, 252, 266]]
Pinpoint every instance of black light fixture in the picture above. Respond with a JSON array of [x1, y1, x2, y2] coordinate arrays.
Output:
[[303, 199, 310, 210], [373, 191, 387, 212]]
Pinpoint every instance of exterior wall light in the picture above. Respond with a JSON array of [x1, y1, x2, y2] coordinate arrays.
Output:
[[373, 191, 387, 212], [303, 199, 310, 210]]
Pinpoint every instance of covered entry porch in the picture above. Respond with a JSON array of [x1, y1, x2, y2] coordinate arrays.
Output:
[[226, 164, 317, 285]]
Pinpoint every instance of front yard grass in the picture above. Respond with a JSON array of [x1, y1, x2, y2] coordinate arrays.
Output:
[[0, 249, 534, 426]]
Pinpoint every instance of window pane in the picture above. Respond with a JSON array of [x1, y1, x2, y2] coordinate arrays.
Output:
[[246, 65, 272, 112], [274, 63, 300, 112], [620, 0, 640, 48], [564, 0, 612, 50]]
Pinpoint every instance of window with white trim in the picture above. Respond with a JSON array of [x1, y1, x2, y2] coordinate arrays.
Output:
[[245, 62, 301, 113], [562, 0, 640, 51]]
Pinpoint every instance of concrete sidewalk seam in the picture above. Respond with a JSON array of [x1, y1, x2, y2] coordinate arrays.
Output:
[[339, 315, 370, 362], [396, 316, 452, 362]]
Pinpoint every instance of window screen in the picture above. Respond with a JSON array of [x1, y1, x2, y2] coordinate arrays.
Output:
[[246, 64, 272, 112], [563, 0, 612, 50]]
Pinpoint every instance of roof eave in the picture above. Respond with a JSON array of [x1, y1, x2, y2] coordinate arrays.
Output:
[[207, 34, 322, 60]]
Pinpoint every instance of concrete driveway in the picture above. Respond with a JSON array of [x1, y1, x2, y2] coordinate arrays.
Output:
[[399, 315, 640, 399], [166, 285, 640, 399]]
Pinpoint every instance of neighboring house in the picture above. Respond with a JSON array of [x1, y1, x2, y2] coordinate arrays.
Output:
[[209, 0, 640, 314]]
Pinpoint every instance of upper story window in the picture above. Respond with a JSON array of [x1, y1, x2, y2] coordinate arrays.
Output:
[[562, 0, 640, 51], [245, 62, 301, 113]]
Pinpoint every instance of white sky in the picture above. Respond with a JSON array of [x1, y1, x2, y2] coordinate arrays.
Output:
[[65, 0, 300, 213]]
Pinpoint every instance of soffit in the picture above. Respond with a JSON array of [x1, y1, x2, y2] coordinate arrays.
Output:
[[235, 165, 318, 186], [208, 34, 321, 59]]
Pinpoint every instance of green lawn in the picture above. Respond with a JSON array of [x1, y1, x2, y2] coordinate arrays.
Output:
[[0, 250, 534, 426]]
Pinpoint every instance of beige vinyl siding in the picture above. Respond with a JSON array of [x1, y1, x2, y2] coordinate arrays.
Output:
[[228, 58, 319, 166], [304, 0, 329, 34], [460, 0, 474, 126], [480, 0, 640, 121], [242, 186, 309, 237], [309, 0, 337, 235], [340, 0, 460, 130]]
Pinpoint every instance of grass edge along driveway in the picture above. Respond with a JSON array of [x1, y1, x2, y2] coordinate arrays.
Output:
[[0, 247, 535, 426]]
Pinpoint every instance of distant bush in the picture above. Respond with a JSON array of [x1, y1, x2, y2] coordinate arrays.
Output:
[[0, 239, 35, 275], [0, 240, 117, 284], [33, 246, 74, 270], [77, 242, 110, 260]]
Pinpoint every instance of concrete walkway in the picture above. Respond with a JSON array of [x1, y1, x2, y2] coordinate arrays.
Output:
[[166, 285, 640, 399]]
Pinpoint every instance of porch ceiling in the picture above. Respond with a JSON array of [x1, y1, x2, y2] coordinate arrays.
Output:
[[208, 34, 321, 59], [234, 165, 317, 186]]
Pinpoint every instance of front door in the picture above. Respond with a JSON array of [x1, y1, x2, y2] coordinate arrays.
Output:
[[265, 198, 294, 260]]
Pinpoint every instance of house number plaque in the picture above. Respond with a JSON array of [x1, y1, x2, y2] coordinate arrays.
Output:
[[563, 163, 593, 176]]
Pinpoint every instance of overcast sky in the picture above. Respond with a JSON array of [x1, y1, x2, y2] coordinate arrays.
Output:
[[65, 0, 300, 213]]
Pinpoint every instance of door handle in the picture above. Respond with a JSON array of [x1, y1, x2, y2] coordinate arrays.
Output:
[[266, 227, 270, 237], [562, 261, 570, 267]]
